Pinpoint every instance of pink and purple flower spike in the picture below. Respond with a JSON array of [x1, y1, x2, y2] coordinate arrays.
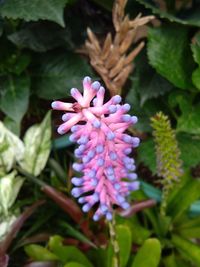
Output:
[[51, 76, 140, 221]]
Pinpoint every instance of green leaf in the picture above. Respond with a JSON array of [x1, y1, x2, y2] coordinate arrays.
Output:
[[52, 135, 72, 150], [177, 134, 200, 169], [138, 138, 156, 174], [172, 234, 200, 265], [0, 214, 17, 241], [0, 121, 24, 172], [8, 22, 73, 52], [147, 24, 194, 89], [191, 32, 200, 64], [0, 171, 24, 214], [59, 221, 96, 248], [0, 75, 30, 123], [176, 215, 200, 238], [19, 112, 51, 176], [48, 235, 93, 267], [133, 50, 173, 105], [0, 0, 69, 27], [126, 217, 151, 245], [32, 52, 94, 99], [4, 117, 20, 136], [192, 68, 200, 90], [64, 263, 86, 267], [136, 0, 200, 27], [167, 180, 200, 221], [179, 226, 200, 239], [24, 244, 58, 261], [116, 224, 132, 267], [163, 254, 178, 267], [169, 92, 200, 134], [131, 238, 161, 267], [192, 32, 200, 89]]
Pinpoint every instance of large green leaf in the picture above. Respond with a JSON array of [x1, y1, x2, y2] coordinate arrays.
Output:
[[164, 254, 190, 267], [48, 235, 93, 267], [178, 134, 200, 168], [0, 121, 24, 172], [176, 215, 200, 238], [169, 91, 200, 134], [0, 75, 30, 123], [167, 180, 200, 221], [116, 224, 132, 267], [172, 234, 200, 265], [133, 50, 173, 105], [163, 254, 178, 267], [136, 0, 200, 27], [138, 138, 156, 174], [24, 244, 58, 261], [8, 22, 73, 53], [147, 24, 194, 89], [126, 217, 151, 245], [192, 68, 200, 90], [0, 171, 24, 215], [19, 112, 51, 176], [0, 0, 69, 27], [131, 238, 161, 267], [32, 52, 93, 99]]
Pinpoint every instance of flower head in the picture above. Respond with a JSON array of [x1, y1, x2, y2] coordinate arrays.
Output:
[[51, 76, 140, 221]]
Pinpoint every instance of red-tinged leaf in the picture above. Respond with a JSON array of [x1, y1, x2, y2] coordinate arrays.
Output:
[[42, 186, 93, 239], [118, 199, 157, 217], [0, 255, 9, 267], [0, 200, 45, 255], [42, 185, 82, 222]]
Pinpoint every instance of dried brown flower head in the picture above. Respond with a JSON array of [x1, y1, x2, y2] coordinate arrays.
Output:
[[85, 0, 154, 95]]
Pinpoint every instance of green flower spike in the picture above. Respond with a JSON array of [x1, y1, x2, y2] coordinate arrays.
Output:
[[151, 112, 183, 216]]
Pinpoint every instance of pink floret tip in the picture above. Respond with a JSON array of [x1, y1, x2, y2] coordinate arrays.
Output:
[[51, 76, 140, 221]]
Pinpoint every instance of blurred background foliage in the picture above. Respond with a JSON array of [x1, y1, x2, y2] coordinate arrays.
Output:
[[1, 0, 200, 266]]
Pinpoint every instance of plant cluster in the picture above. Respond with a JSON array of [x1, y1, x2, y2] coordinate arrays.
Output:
[[1, 0, 200, 267]]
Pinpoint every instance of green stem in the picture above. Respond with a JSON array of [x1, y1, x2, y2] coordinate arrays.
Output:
[[160, 186, 170, 216], [108, 214, 120, 267], [15, 166, 45, 187]]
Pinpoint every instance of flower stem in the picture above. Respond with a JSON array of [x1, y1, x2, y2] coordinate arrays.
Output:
[[108, 214, 120, 267]]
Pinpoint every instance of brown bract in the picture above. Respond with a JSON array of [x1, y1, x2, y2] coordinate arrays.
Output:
[[84, 0, 154, 95]]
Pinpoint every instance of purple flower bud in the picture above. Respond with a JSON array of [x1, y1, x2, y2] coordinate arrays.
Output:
[[71, 188, 83, 198], [97, 158, 105, 166], [72, 163, 84, 172], [132, 137, 140, 147], [122, 114, 131, 122], [106, 211, 112, 221], [92, 81, 101, 91], [77, 136, 89, 145], [109, 152, 117, 160], [92, 120, 101, 128], [112, 95, 121, 104], [107, 132, 115, 140], [96, 144, 104, 153], [128, 181, 140, 191], [71, 177, 83, 186], [108, 105, 117, 113], [82, 203, 91, 212]]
